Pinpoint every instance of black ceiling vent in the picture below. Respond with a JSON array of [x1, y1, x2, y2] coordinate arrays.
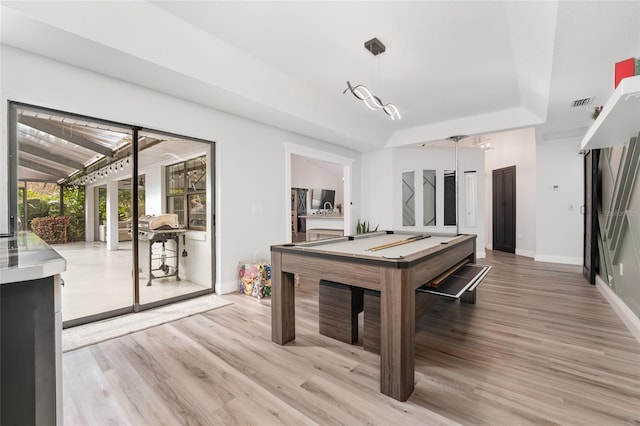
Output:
[[571, 97, 593, 108], [364, 38, 386, 56]]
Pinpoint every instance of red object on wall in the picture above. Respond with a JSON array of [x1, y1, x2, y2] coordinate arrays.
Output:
[[615, 58, 638, 89]]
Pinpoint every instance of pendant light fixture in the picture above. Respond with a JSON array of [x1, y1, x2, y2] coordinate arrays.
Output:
[[343, 37, 401, 120]]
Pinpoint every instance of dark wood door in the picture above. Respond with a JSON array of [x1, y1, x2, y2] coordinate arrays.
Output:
[[583, 150, 599, 284], [492, 166, 516, 253]]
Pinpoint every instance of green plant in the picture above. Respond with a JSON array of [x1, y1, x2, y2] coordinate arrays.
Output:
[[98, 189, 107, 222], [31, 216, 71, 244], [24, 198, 51, 219], [356, 219, 379, 235], [63, 186, 86, 241]]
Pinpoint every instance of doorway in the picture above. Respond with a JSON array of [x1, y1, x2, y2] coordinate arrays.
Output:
[[492, 165, 516, 253], [8, 102, 216, 327], [286, 144, 354, 243]]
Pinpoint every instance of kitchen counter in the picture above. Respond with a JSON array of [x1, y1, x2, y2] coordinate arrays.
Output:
[[0, 231, 65, 425], [301, 214, 344, 229], [301, 215, 345, 241], [0, 231, 67, 284]]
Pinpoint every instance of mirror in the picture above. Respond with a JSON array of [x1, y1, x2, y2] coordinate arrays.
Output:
[[423, 170, 436, 226], [311, 188, 335, 209], [444, 170, 456, 225], [402, 171, 415, 226], [464, 171, 477, 227]]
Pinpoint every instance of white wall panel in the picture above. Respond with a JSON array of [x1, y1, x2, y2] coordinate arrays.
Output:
[[0, 45, 359, 293]]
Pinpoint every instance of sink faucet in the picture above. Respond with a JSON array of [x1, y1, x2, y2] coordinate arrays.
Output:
[[324, 202, 333, 210]]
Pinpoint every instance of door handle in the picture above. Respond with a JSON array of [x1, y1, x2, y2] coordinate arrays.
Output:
[[580, 205, 586, 215]]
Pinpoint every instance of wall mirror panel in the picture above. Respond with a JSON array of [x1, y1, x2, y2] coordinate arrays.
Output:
[[423, 170, 436, 226], [444, 170, 456, 226], [402, 171, 415, 226], [464, 171, 478, 227]]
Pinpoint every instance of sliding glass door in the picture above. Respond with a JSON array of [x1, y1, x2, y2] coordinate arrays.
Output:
[[11, 103, 135, 324], [136, 130, 213, 307], [9, 102, 215, 326]]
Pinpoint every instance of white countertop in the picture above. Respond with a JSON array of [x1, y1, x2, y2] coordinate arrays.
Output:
[[302, 214, 344, 231], [0, 232, 67, 284]]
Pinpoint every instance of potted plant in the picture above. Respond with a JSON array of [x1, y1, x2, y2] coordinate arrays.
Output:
[[356, 219, 379, 235]]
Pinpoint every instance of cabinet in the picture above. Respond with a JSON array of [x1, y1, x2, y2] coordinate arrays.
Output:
[[1, 232, 66, 425], [303, 215, 345, 241]]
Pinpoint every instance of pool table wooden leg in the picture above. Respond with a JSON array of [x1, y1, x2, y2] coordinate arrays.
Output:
[[271, 251, 296, 345], [380, 267, 415, 402]]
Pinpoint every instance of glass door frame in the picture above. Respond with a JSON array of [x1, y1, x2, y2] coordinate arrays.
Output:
[[8, 101, 216, 326], [134, 128, 215, 311]]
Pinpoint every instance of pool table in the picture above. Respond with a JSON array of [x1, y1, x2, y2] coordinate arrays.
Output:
[[270, 231, 477, 401]]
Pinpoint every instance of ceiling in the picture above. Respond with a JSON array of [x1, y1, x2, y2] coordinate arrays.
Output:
[[1, 1, 639, 153], [16, 108, 206, 183]]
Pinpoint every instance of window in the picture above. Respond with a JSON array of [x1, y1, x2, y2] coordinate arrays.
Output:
[[166, 155, 207, 230]]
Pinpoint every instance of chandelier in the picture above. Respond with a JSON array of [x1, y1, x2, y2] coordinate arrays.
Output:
[[343, 81, 401, 120], [343, 37, 401, 120]]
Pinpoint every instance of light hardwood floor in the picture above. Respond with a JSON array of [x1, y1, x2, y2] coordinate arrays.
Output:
[[63, 251, 640, 425]]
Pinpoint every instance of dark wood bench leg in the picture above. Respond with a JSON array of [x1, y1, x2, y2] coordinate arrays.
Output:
[[460, 288, 476, 304], [319, 280, 363, 344]]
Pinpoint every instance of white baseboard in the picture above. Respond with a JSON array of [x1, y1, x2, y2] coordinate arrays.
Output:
[[476, 251, 486, 259], [217, 279, 238, 295], [596, 275, 640, 345], [515, 249, 535, 258], [534, 254, 583, 265]]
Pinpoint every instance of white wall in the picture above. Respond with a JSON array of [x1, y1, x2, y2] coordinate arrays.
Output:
[[535, 138, 584, 264], [484, 127, 537, 257], [142, 163, 163, 216], [360, 146, 486, 257], [360, 149, 394, 231], [0, 45, 359, 293]]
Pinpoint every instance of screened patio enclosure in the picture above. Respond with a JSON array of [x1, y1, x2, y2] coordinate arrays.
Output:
[[10, 103, 215, 327]]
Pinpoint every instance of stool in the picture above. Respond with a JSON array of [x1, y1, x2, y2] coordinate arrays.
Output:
[[362, 290, 438, 354], [318, 280, 363, 344]]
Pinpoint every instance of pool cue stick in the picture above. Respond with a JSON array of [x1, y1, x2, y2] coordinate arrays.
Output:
[[366, 234, 430, 252]]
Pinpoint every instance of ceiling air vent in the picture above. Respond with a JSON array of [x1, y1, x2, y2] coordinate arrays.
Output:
[[571, 97, 593, 108]]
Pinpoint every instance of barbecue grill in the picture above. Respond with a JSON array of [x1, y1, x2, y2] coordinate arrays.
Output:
[[137, 214, 186, 286]]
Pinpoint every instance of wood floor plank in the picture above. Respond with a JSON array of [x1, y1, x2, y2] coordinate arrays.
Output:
[[63, 348, 135, 425], [63, 250, 640, 425]]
